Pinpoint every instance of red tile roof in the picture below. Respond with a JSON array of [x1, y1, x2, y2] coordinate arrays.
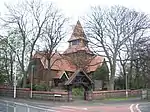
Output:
[[63, 45, 93, 54], [32, 20, 104, 74], [33, 52, 77, 72], [33, 52, 103, 73], [86, 56, 104, 72]]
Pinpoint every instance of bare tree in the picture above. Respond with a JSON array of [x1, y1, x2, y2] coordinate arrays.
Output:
[[0, 38, 10, 84], [118, 46, 129, 86], [0, 32, 18, 85], [63, 50, 97, 72], [1, 0, 67, 87], [133, 37, 150, 88], [41, 11, 68, 88], [85, 6, 150, 90]]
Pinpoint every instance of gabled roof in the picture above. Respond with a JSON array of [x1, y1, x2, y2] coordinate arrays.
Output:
[[53, 71, 69, 79], [33, 52, 76, 72], [86, 56, 104, 72], [33, 52, 103, 73], [68, 20, 88, 42], [32, 20, 104, 73], [65, 69, 94, 85]]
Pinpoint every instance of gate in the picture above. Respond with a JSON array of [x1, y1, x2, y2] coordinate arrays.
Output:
[[141, 89, 150, 100], [147, 89, 150, 100]]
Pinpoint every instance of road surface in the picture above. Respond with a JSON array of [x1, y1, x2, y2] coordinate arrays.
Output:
[[0, 97, 149, 112]]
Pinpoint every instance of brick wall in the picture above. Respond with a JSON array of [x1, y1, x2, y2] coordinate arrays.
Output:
[[92, 90, 142, 100], [0, 87, 68, 101], [0, 87, 142, 101], [32, 91, 68, 101], [0, 87, 30, 98]]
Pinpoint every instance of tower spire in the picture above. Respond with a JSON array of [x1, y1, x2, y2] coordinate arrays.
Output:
[[63, 20, 91, 55], [68, 20, 87, 42]]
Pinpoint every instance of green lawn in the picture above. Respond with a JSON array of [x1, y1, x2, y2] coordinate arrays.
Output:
[[104, 97, 130, 101], [103, 96, 139, 101]]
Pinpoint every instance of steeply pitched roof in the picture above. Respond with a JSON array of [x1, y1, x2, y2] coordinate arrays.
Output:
[[86, 56, 104, 72], [65, 69, 94, 85], [32, 20, 104, 73], [33, 52, 76, 72], [63, 45, 93, 54], [33, 52, 103, 73], [68, 20, 88, 42]]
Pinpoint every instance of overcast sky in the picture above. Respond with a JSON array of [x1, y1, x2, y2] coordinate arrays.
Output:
[[1, 0, 150, 23], [0, 0, 150, 51]]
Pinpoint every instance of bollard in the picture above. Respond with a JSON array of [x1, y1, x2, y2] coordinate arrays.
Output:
[[26, 104, 30, 112], [14, 103, 16, 112], [6, 101, 8, 112]]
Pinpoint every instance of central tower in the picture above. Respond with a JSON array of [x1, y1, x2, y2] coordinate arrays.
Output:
[[63, 20, 92, 55], [63, 20, 94, 71]]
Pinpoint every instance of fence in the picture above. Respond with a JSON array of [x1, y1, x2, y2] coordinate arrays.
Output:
[[0, 100, 55, 112], [148, 89, 150, 99], [141, 89, 150, 100]]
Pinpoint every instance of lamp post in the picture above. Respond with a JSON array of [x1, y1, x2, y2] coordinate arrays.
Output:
[[125, 71, 128, 98], [30, 65, 35, 98], [14, 45, 18, 99], [13, 68, 17, 98]]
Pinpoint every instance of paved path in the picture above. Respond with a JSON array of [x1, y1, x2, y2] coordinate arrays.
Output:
[[0, 97, 150, 112], [139, 102, 150, 112], [0, 103, 6, 112]]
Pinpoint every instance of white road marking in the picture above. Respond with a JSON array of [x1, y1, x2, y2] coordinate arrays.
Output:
[[15, 102, 56, 111], [38, 105, 87, 112], [130, 104, 134, 112], [37, 105, 77, 112], [0, 102, 14, 108], [136, 104, 142, 112], [47, 108, 61, 112], [83, 108, 88, 110], [61, 106, 88, 110], [130, 104, 142, 112], [36, 105, 62, 112], [53, 107, 77, 111], [0, 99, 56, 112]]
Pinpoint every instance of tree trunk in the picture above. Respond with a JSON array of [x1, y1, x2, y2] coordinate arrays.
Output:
[[109, 54, 117, 90], [47, 59, 51, 91], [123, 67, 127, 90], [22, 71, 27, 88], [129, 60, 133, 89], [10, 57, 13, 85], [10, 52, 15, 85], [109, 71, 115, 90]]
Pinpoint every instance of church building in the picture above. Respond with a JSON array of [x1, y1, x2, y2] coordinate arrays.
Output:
[[28, 21, 104, 90]]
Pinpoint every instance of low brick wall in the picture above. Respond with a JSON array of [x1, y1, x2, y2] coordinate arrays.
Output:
[[0, 87, 14, 97], [0, 87, 30, 98], [32, 91, 68, 101], [92, 90, 142, 100], [0, 87, 142, 101], [0, 87, 68, 101]]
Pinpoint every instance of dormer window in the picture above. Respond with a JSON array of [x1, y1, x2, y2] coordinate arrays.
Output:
[[72, 40, 80, 45]]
